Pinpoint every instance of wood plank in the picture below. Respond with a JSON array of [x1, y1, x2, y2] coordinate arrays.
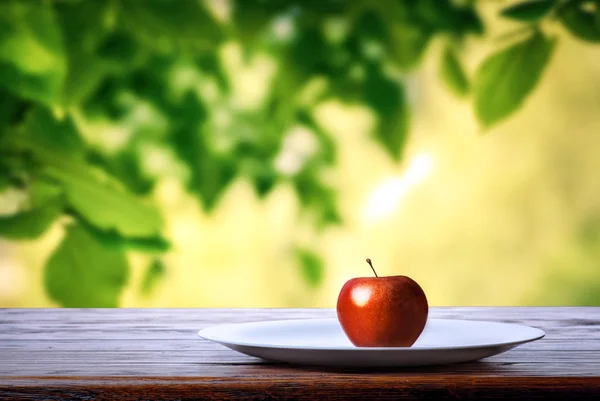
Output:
[[2, 376, 600, 400], [1, 361, 600, 378], [2, 349, 600, 362], [1, 307, 599, 400], [2, 338, 599, 352]]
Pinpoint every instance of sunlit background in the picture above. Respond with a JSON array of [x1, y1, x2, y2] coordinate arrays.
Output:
[[1, 0, 600, 307]]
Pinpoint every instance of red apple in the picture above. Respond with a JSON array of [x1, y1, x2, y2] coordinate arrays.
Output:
[[336, 259, 428, 347]]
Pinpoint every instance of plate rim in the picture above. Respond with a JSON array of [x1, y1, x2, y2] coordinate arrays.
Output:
[[197, 317, 546, 351]]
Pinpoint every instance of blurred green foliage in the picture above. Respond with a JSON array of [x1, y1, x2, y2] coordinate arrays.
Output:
[[0, 0, 598, 307]]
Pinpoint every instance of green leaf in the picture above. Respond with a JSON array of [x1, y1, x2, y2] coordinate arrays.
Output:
[[250, 163, 278, 198], [119, 235, 171, 253], [24, 107, 84, 158], [459, 7, 485, 36], [473, 31, 556, 127], [29, 178, 62, 208], [302, 0, 346, 15], [0, 89, 17, 130], [288, 27, 330, 78], [0, 176, 10, 192], [376, 0, 436, 68], [440, 46, 469, 97], [415, 0, 464, 31], [0, 1, 66, 104], [0, 89, 31, 131], [128, 61, 174, 112], [196, 53, 229, 93], [389, 23, 432, 69], [54, 0, 110, 106], [8, 107, 162, 238], [120, 0, 222, 51], [354, 10, 388, 41], [39, 157, 164, 238], [320, 195, 343, 228], [363, 64, 409, 161], [411, 1, 484, 36], [232, 0, 280, 51], [559, 1, 600, 43], [293, 169, 342, 228], [88, 149, 155, 195], [82, 75, 131, 120], [0, 197, 63, 240], [44, 223, 129, 307], [352, 10, 389, 62], [0, 150, 33, 188], [97, 30, 139, 65], [295, 248, 324, 288], [140, 259, 166, 296], [500, 0, 555, 22], [81, 219, 171, 253], [171, 92, 236, 211], [296, 109, 336, 164], [0, 158, 11, 191]]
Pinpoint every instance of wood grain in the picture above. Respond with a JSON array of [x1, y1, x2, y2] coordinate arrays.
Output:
[[1, 307, 599, 400]]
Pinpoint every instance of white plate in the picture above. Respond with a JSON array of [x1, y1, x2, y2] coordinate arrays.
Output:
[[198, 318, 545, 368]]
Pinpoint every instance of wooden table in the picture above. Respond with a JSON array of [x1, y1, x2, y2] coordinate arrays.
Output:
[[1, 307, 599, 400]]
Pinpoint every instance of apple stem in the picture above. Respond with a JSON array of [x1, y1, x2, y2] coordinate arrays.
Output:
[[366, 258, 378, 277]]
